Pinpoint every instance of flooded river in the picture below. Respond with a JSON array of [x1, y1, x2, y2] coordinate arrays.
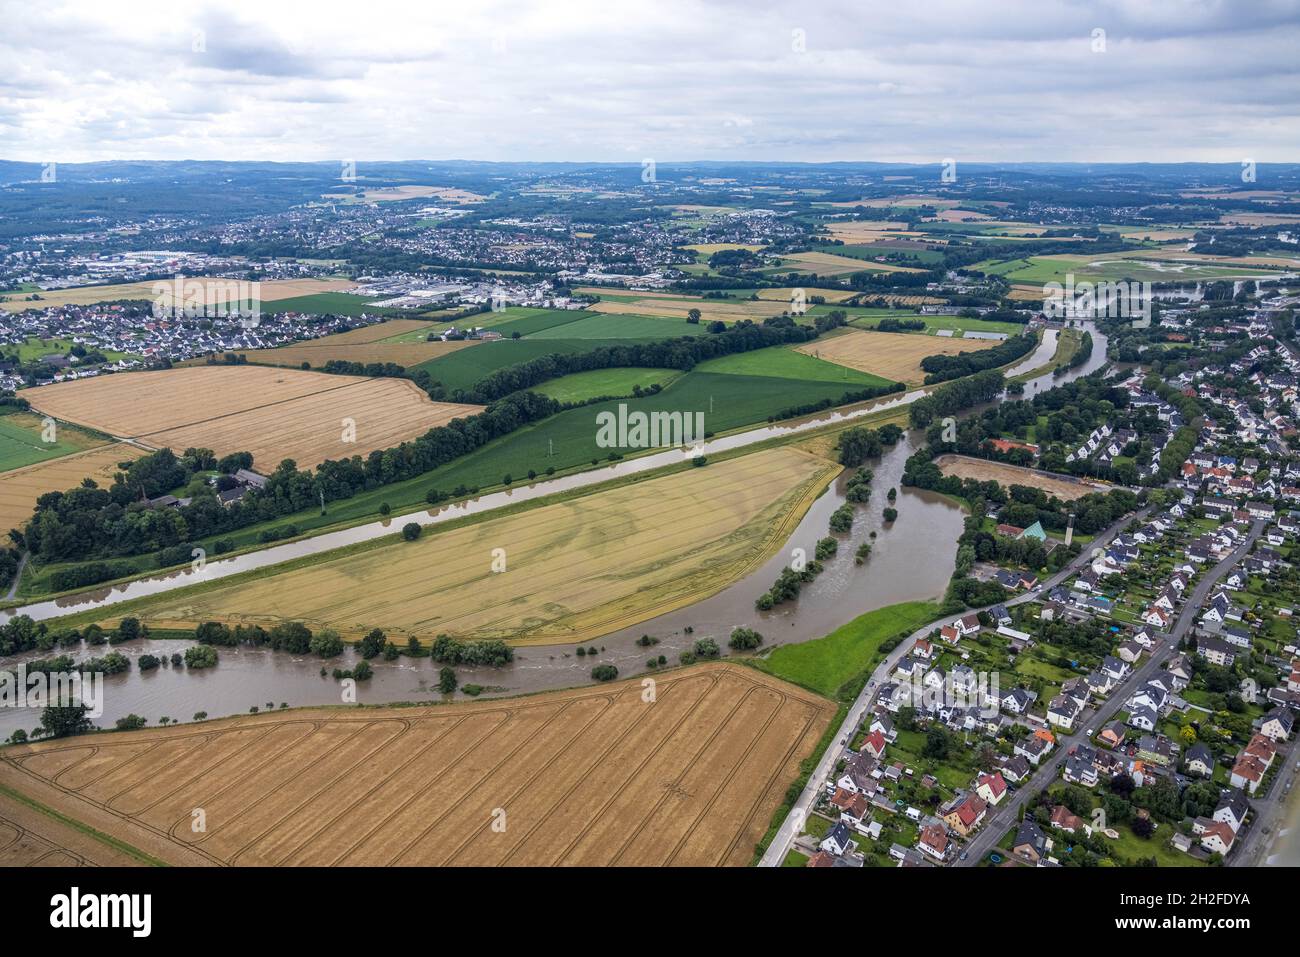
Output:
[[0, 324, 1107, 737]]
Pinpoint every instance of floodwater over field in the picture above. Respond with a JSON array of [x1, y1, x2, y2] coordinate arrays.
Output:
[[0, 324, 1107, 736]]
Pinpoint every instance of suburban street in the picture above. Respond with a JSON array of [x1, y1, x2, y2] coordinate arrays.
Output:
[[758, 503, 1153, 867], [955, 520, 1264, 866]]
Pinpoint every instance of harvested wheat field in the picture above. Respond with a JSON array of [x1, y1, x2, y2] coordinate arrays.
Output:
[[796, 329, 997, 385], [0, 277, 354, 313], [753, 286, 859, 303], [825, 221, 912, 242], [1007, 283, 1048, 302], [132, 446, 840, 643], [589, 298, 784, 324], [0, 444, 141, 535], [26, 366, 482, 470], [0, 662, 833, 867], [0, 790, 152, 866], [28, 366, 354, 436], [780, 251, 926, 277], [933, 208, 994, 222], [935, 454, 1113, 500]]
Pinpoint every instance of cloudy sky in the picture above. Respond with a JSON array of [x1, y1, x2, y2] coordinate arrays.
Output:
[[2, 0, 1298, 164]]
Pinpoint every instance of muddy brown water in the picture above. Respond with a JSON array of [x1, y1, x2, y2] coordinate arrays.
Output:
[[0, 325, 1108, 736]]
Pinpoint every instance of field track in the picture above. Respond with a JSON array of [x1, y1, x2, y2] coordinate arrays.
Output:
[[0, 663, 834, 867]]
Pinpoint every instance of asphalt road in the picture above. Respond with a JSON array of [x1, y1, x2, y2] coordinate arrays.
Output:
[[757, 504, 1153, 867]]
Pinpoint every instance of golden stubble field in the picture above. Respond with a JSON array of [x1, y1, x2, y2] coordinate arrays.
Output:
[[131, 446, 840, 643], [0, 444, 142, 536], [796, 328, 997, 385], [26, 366, 482, 470], [0, 790, 148, 866], [589, 298, 787, 324], [779, 251, 926, 277], [0, 663, 834, 867]]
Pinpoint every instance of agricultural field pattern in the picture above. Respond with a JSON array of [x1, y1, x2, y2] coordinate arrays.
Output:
[[2, 3, 1299, 906]]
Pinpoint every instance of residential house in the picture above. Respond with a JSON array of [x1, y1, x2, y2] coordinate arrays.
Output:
[[1012, 820, 1049, 864], [820, 821, 855, 857], [1048, 805, 1086, 835], [942, 795, 988, 837], [918, 824, 949, 863], [1261, 707, 1294, 742], [975, 772, 1008, 807], [1185, 743, 1215, 778]]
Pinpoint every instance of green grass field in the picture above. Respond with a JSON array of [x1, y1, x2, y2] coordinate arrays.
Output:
[[0, 411, 104, 473], [527, 313, 704, 340], [533, 367, 684, 403], [695, 344, 892, 386], [414, 370, 862, 491], [979, 255, 1281, 285], [484, 307, 590, 337], [412, 338, 636, 392], [267, 292, 413, 317], [756, 601, 942, 698]]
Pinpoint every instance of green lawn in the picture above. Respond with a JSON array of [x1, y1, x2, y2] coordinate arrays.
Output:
[[0, 411, 105, 473], [6, 336, 138, 363], [533, 367, 684, 403], [1107, 821, 1206, 867], [756, 601, 942, 698], [695, 344, 893, 387]]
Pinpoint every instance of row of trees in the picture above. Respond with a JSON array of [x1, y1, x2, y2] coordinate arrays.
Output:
[[15, 389, 559, 565], [449, 315, 826, 404], [908, 369, 1007, 429], [920, 333, 1037, 385]]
